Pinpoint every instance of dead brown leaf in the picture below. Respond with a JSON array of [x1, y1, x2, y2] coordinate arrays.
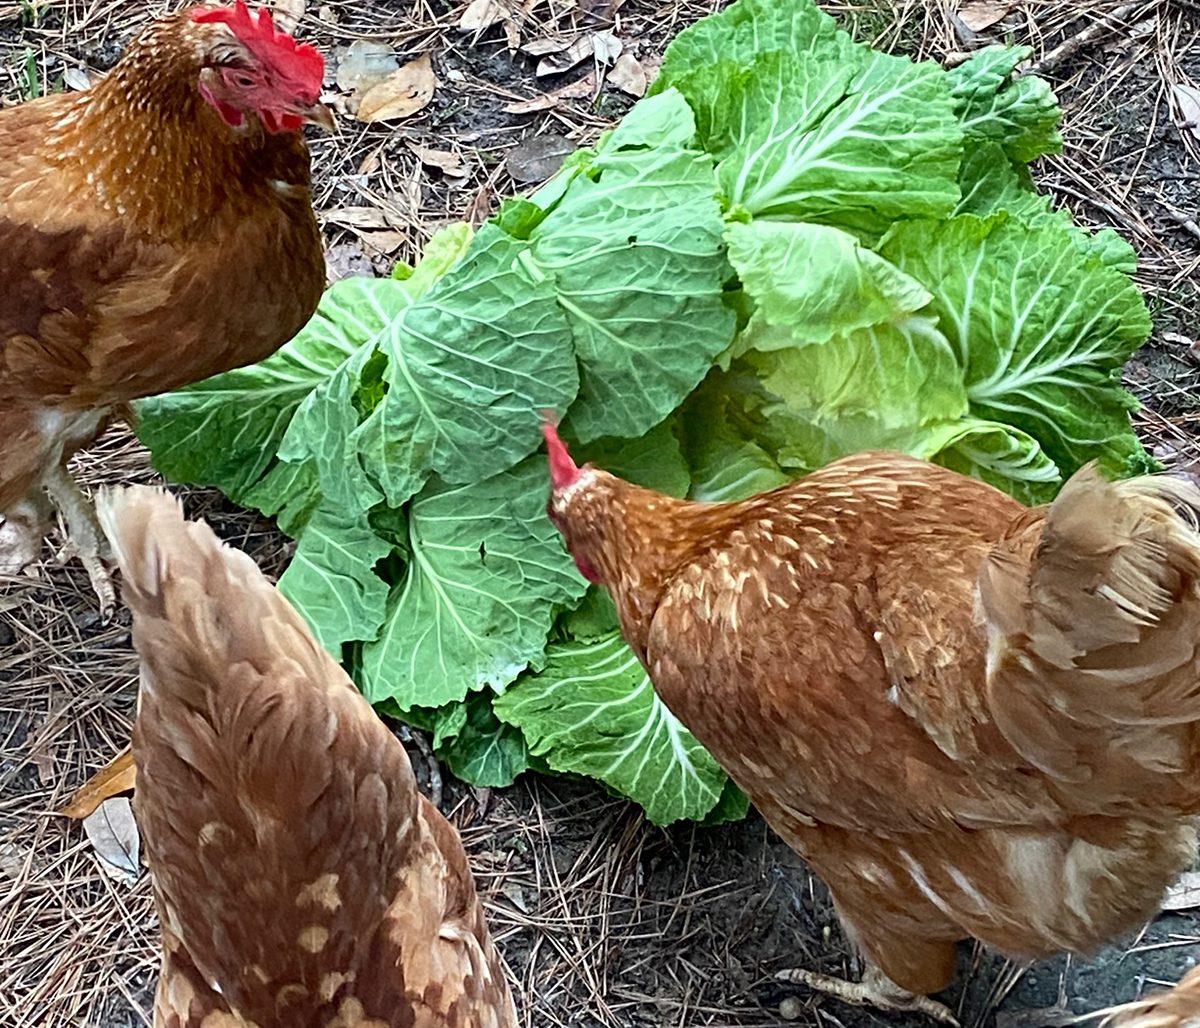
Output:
[[607, 52, 647, 97], [957, 0, 1014, 32], [504, 70, 597, 114], [357, 53, 437, 123], [56, 745, 136, 819], [410, 143, 468, 177], [458, 0, 507, 32], [540, 35, 600, 76], [322, 205, 393, 230], [272, 0, 306, 32], [523, 36, 572, 57], [359, 230, 408, 256], [83, 797, 140, 881]]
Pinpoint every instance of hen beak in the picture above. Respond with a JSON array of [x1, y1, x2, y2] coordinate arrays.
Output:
[[299, 101, 336, 132]]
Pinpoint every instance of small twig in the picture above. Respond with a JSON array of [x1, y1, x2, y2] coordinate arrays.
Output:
[[1025, 0, 1162, 76], [1161, 206, 1200, 242]]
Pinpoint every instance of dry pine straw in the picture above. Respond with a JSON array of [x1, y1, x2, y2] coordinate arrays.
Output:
[[1, 1, 1199, 1026]]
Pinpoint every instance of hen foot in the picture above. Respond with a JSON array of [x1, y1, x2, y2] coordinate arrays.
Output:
[[0, 494, 53, 577], [776, 966, 959, 1026], [43, 465, 115, 620]]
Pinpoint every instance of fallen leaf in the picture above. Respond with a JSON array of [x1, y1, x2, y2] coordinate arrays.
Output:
[[607, 52, 647, 97], [500, 881, 529, 913], [336, 40, 400, 95], [359, 230, 408, 255], [504, 70, 597, 114], [505, 133, 576, 183], [357, 53, 438, 123], [63, 66, 92, 91], [592, 30, 622, 64], [322, 205, 393, 230], [272, 0, 306, 32], [410, 144, 468, 177], [1163, 871, 1200, 911], [325, 242, 376, 282], [523, 36, 573, 58], [1172, 83, 1200, 139], [458, 0, 507, 31], [57, 746, 136, 819], [503, 17, 520, 50], [957, 0, 1014, 32], [83, 797, 140, 881], [536, 35, 596, 77]]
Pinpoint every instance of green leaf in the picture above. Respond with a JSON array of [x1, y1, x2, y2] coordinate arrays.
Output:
[[671, 48, 961, 232], [653, 0, 850, 96], [432, 693, 531, 787], [576, 417, 691, 497], [277, 504, 393, 654], [680, 384, 790, 501], [559, 585, 620, 642], [880, 212, 1151, 478], [494, 633, 730, 825], [361, 456, 588, 710], [726, 221, 933, 352], [393, 222, 474, 288], [699, 778, 752, 826], [530, 91, 734, 441], [927, 417, 1061, 504], [949, 46, 1062, 162], [135, 277, 382, 508]]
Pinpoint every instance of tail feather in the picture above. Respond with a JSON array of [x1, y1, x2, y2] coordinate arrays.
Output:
[[980, 465, 1200, 811]]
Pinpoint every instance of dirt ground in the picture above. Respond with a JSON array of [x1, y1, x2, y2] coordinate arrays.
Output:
[[0, 0, 1198, 1026]]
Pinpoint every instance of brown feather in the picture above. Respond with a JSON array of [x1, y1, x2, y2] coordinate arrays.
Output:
[[1108, 966, 1200, 1028], [0, 8, 324, 511], [551, 450, 1200, 995], [98, 487, 516, 1028]]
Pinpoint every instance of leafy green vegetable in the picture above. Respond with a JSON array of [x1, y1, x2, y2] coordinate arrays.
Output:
[[495, 633, 730, 826], [361, 456, 587, 710], [134, 0, 1153, 825]]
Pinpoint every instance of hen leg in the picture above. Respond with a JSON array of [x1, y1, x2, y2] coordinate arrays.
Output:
[[0, 492, 52, 576], [43, 463, 115, 619], [777, 966, 959, 1025]]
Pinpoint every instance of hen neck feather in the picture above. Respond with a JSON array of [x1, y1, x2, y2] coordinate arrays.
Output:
[[48, 20, 307, 237]]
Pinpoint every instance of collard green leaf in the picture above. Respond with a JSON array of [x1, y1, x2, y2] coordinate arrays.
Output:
[[949, 46, 1062, 162], [392, 222, 474, 289], [494, 633, 730, 825], [432, 692, 531, 787], [135, 277, 386, 512], [559, 586, 620, 642], [927, 417, 1060, 504], [277, 504, 393, 654], [576, 417, 691, 497], [284, 225, 580, 511], [530, 91, 734, 442], [361, 456, 588, 710], [880, 212, 1151, 478], [681, 388, 790, 502]]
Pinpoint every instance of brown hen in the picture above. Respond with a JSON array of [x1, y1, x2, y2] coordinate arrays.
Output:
[[1110, 967, 1200, 1028], [0, 2, 329, 613], [545, 424, 1200, 1022], [96, 487, 517, 1028]]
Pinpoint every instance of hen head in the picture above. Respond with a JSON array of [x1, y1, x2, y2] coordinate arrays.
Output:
[[543, 418, 614, 586], [190, 1, 333, 133]]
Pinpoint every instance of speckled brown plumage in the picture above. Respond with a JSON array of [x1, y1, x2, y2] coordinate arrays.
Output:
[[0, 5, 324, 592], [1111, 967, 1200, 1028], [549, 448, 1200, 999], [97, 487, 517, 1028]]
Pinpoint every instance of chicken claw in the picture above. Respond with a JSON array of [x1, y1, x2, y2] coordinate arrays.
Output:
[[777, 966, 960, 1026], [43, 464, 115, 620]]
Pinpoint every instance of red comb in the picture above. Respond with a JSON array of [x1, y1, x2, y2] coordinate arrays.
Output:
[[542, 414, 582, 491], [193, 2, 324, 98]]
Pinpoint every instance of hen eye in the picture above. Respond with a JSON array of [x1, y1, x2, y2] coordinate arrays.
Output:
[[233, 73, 255, 88]]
